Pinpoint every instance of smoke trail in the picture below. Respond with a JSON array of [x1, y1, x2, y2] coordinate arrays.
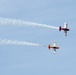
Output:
[[0, 38, 44, 47], [0, 17, 59, 29]]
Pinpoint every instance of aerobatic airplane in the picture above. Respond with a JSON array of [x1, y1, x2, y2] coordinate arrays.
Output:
[[48, 42, 59, 54], [59, 23, 70, 36]]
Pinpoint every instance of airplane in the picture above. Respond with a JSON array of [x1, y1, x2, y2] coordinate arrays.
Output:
[[48, 42, 59, 54], [59, 23, 70, 36]]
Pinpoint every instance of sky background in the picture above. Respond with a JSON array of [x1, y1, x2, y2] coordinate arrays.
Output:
[[0, 0, 76, 75]]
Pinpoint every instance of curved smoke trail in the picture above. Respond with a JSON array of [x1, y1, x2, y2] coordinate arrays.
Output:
[[0, 17, 58, 29], [0, 38, 45, 47]]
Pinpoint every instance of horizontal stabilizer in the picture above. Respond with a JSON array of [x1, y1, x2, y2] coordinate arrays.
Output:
[[48, 44, 51, 50], [59, 26, 61, 31]]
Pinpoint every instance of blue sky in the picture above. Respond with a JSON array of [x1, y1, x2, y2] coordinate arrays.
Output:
[[0, 0, 76, 75]]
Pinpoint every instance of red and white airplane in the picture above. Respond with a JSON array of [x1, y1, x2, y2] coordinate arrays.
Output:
[[59, 23, 70, 36], [48, 42, 59, 54]]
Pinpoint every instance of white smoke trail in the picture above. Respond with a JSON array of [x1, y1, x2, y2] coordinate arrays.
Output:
[[0, 38, 44, 47], [0, 17, 59, 29]]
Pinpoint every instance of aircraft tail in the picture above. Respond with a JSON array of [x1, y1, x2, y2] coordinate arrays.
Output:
[[48, 44, 51, 50], [59, 26, 61, 31]]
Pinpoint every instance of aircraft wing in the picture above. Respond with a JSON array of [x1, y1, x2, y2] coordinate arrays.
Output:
[[53, 42, 56, 46], [64, 23, 68, 28], [64, 31, 67, 36], [53, 49, 56, 54]]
